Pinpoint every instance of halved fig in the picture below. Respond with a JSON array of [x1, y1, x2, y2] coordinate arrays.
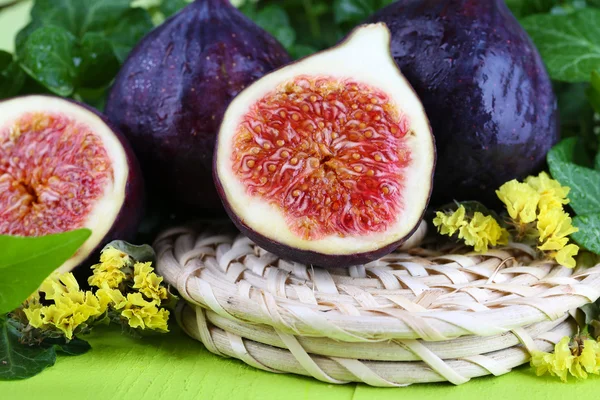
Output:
[[0, 95, 144, 273], [214, 24, 435, 268]]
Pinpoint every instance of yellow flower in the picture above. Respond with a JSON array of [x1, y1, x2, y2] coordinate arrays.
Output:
[[40, 272, 80, 300], [525, 172, 570, 212], [120, 293, 170, 332], [133, 262, 168, 302], [530, 337, 600, 381], [554, 244, 580, 269], [100, 247, 129, 265], [41, 291, 105, 339], [433, 205, 467, 236], [88, 268, 127, 289], [578, 340, 599, 375], [96, 286, 128, 310], [537, 208, 578, 245], [24, 307, 45, 328], [89, 246, 130, 288], [458, 212, 509, 253], [496, 180, 540, 223]]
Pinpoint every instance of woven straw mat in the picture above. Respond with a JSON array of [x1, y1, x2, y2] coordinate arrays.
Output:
[[155, 222, 600, 387]]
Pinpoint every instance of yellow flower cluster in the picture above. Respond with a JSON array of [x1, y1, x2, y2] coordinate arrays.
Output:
[[531, 336, 600, 381], [133, 262, 168, 302], [23, 246, 171, 340], [433, 205, 509, 252], [24, 273, 107, 340], [88, 247, 128, 289], [496, 172, 579, 268]]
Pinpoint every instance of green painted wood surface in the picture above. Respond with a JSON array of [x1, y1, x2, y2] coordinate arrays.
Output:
[[2, 326, 599, 400], [1, 2, 599, 399]]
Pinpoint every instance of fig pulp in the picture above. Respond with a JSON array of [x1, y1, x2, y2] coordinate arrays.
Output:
[[105, 0, 291, 214], [368, 0, 559, 205], [215, 24, 436, 268], [0, 96, 144, 272]]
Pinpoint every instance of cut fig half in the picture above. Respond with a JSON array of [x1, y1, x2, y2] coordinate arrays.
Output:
[[0, 96, 144, 273], [215, 24, 435, 268]]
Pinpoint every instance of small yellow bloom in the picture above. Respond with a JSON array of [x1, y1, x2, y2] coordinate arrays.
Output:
[[537, 208, 578, 244], [40, 272, 80, 300], [578, 340, 599, 375], [88, 268, 127, 289], [530, 337, 600, 381], [120, 293, 170, 332], [100, 247, 129, 264], [554, 244, 580, 269], [433, 205, 467, 236], [525, 172, 570, 212], [496, 180, 540, 223], [133, 262, 168, 302], [96, 286, 127, 310], [41, 291, 104, 339], [458, 212, 508, 253], [24, 307, 45, 328]]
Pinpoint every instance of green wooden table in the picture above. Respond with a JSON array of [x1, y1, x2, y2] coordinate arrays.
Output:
[[1, 3, 598, 399]]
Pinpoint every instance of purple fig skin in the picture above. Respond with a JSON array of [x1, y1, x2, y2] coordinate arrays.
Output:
[[215, 178, 424, 268], [367, 0, 559, 206], [0, 95, 145, 272], [105, 0, 291, 213]]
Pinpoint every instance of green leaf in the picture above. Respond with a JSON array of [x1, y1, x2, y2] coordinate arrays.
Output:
[[43, 337, 92, 356], [105, 8, 154, 63], [520, 9, 600, 82], [250, 5, 297, 49], [504, 0, 557, 18], [333, 0, 395, 24], [78, 32, 120, 89], [547, 137, 592, 167], [18, 26, 78, 96], [588, 69, 600, 113], [0, 51, 25, 99], [0, 229, 91, 315], [159, 0, 190, 18], [572, 214, 600, 254], [0, 318, 56, 380], [104, 240, 156, 263], [549, 162, 600, 215]]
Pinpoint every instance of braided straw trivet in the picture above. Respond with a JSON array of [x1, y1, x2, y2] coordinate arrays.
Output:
[[155, 223, 600, 386]]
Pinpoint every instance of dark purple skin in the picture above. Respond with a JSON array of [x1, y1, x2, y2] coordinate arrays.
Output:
[[215, 178, 426, 268], [0, 95, 145, 272], [368, 0, 559, 206], [105, 0, 291, 214]]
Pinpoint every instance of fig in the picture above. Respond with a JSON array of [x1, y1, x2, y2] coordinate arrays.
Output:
[[0, 95, 144, 273], [105, 0, 291, 213], [214, 24, 436, 268], [368, 0, 559, 205]]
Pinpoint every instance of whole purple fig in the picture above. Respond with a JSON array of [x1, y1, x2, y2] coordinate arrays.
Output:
[[106, 0, 291, 213], [368, 0, 559, 206]]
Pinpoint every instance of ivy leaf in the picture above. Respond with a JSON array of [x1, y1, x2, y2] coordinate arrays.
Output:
[[104, 240, 156, 263], [572, 214, 600, 254], [0, 229, 91, 315], [547, 137, 592, 167], [18, 26, 78, 97], [0, 318, 91, 380], [520, 9, 600, 82], [159, 0, 190, 18], [0, 51, 26, 99], [105, 8, 154, 63], [504, 0, 558, 18], [548, 162, 600, 215], [78, 32, 120, 89], [246, 5, 297, 50], [587, 69, 600, 114], [333, 0, 396, 24], [0, 317, 56, 380]]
